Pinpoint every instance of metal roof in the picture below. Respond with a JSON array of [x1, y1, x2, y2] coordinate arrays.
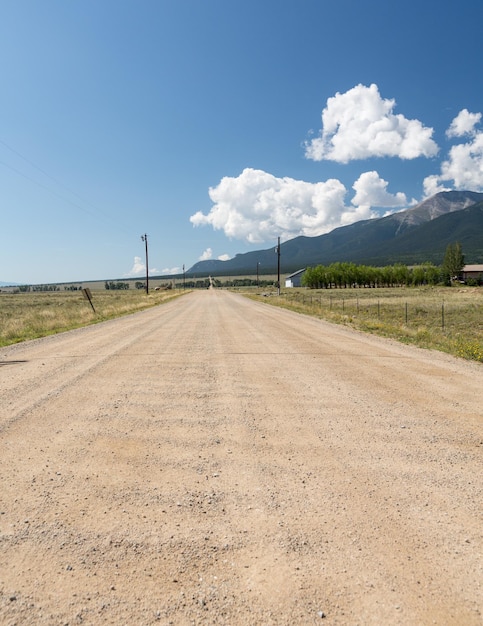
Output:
[[462, 265, 483, 272], [285, 268, 306, 279]]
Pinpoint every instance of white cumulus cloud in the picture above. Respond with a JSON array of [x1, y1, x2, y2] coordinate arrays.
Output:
[[199, 248, 213, 261], [125, 256, 145, 277], [422, 175, 450, 197], [190, 168, 387, 244], [424, 109, 483, 194], [305, 83, 438, 163], [446, 108, 482, 138], [352, 171, 409, 209], [125, 256, 159, 277]]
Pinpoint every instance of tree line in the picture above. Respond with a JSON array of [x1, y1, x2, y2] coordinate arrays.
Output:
[[302, 243, 467, 289], [302, 262, 441, 289]]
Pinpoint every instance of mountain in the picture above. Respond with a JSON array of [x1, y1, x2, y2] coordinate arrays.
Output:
[[187, 191, 483, 275], [389, 190, 483, 233], [365, 201, 483, 265]]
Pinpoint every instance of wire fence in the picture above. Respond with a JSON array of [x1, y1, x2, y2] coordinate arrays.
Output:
[[286, 292, 454, 328], [278, 290, 483, 356]]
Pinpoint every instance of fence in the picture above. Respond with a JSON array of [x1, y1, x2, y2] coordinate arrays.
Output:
[[280, 290, 482, 336]]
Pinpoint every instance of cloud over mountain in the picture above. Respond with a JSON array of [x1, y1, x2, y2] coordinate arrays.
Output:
[[424, 109, 483, 195], [191, 168, 408, 244], [352, 171, 409, 211], [192, 85, 483, 254]]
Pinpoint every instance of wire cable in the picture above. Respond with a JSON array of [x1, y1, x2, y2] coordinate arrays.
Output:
[[0, 138, 132, 235]]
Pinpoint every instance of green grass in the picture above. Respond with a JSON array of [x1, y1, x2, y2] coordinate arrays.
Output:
[[245, 286, 483, 363], [0, 289, 187, 347]]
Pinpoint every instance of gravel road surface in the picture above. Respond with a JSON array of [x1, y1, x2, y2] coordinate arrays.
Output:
[[1, 289, 482, 625]]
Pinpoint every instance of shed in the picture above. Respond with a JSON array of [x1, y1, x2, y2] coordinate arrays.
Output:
[[461, 264, 483, 283], [285, 269, 306, 288]]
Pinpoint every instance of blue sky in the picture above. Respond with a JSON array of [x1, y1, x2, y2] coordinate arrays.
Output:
[[1, 0, 483, 284]]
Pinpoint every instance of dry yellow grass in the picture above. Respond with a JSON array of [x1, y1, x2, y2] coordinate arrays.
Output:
[[0, 289, 186, 347], [246, 286, 483, 362]]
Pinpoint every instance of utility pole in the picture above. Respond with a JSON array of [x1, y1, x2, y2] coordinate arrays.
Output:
[[277, 237, 281, 296], [257, 261, 260, 287], [183, 264, 185, 290], [141, 234, 149, 295]]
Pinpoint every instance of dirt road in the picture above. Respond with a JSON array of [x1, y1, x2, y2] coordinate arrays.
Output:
[[1, 289, 481, 625]]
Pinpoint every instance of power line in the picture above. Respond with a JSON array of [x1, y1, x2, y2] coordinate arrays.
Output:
[[0, 138, 76, 195], [0, 138, 132, 234]]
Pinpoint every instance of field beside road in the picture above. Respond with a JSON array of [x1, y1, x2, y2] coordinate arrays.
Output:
[[1, 289, 481, 625], [0, 289, 183, 347], [249, 286, 483, 362]]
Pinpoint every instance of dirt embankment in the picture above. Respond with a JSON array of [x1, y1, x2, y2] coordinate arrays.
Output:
[[1, 290, 482, 625]]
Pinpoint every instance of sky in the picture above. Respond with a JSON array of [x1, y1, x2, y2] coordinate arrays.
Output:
[[1, 0, 483, 284]]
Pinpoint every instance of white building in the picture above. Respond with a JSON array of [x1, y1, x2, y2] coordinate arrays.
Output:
[[285, 269, 306, 288]]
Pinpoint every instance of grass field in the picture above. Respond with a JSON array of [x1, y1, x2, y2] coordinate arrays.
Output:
[[246, 285, 483, 362], [0, 289, 186, 347]]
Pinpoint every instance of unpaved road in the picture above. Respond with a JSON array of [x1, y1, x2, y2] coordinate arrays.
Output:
[[1, 289, 482, 625]]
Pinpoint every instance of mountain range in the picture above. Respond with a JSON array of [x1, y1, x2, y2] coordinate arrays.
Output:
[[188, 191, 483, 275]]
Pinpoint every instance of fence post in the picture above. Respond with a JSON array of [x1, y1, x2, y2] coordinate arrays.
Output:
[[442, 301, 445, 330], [405, 302, 408, 324]]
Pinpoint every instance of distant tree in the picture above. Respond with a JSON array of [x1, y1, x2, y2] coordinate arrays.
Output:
[[105, 281, 130, 290], [442, 242, 465, 284]]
